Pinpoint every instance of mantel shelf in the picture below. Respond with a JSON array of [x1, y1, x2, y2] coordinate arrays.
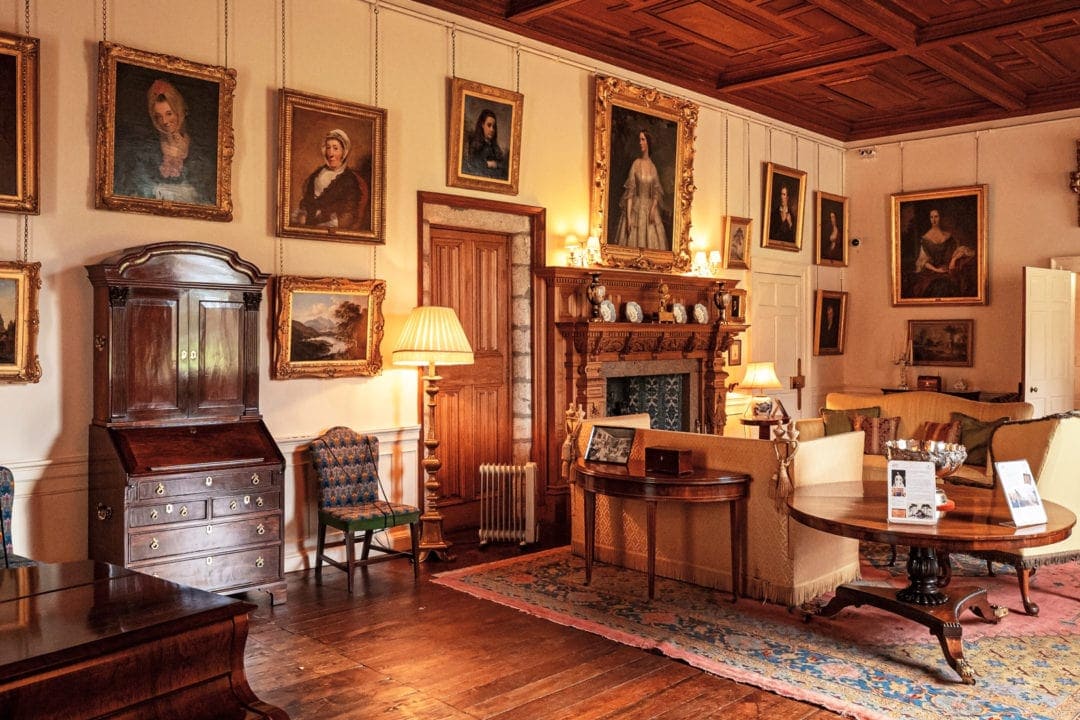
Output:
[[556, 320, 748, 361]]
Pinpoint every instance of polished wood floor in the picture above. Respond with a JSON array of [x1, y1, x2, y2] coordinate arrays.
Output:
[[243, 529, 846, 720]]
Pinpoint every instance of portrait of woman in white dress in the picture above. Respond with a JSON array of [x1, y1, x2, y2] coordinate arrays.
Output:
[[605, 106, 676, 252]]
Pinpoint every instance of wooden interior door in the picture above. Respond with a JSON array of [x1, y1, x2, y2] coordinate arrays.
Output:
[[429, 226, 513, 532], [1024, 266, 1075, 415], [748, 271, 803, 421]]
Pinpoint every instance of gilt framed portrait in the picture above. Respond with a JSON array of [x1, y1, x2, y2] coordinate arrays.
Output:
[[908, 319, 973, 367], [95, 42, 235, 222], [0, 31, 38, 215], [447, 77, 522, 196], [272, 276, 385, 379], [590, 75, 698, 272], [277, 89, 386, 243], [815, 192, 848, 267], [891, 185, 987, 306], [813, 290, 847, 356], [0, 261, 41, 383], [723, 216, 751, 270], [762, 163, 806, 251]]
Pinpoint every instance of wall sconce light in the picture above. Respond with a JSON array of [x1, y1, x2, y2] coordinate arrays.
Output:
[[585, 235, 602, 266], [692, 250, 709, 276], [708, 250, 722, 276], [565, 234, 583, 267]]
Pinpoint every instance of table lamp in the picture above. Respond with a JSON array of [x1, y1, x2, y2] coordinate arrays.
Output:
[[392, 306, 474, 561], [739, 361, 784, 420]]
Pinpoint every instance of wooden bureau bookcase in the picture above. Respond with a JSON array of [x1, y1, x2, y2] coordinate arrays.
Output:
[[86, 242, 287, 604]]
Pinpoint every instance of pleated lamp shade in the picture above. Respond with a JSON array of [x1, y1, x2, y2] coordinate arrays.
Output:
[[740, 361, 782, 392], [392, 306, 474, 367]]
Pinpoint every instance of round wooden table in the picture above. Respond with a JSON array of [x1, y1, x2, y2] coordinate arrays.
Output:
[[788, 481, 1075, 684]]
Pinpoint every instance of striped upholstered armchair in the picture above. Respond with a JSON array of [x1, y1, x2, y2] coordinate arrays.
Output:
[[309, 427, 421, 593]]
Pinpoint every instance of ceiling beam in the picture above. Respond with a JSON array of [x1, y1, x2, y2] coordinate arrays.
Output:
[[918, 1, 1080, 45], [506, 0, 587, 23], [718, 48, 899, 92], [916, 47, 1026, 111], [806, 0, 918, 51]]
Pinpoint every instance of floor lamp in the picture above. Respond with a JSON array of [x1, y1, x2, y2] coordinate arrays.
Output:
[[392, 306, 474, 562]]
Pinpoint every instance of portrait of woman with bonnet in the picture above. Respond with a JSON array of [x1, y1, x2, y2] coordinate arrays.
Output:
[[293, 128, 368, 230]]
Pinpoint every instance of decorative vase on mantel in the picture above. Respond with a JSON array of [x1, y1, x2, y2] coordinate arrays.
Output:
[[712, 280, 732, 324], [586, 271, 606, 322]]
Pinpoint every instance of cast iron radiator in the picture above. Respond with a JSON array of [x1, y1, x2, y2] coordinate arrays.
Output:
[[478, 462, 539, 546]]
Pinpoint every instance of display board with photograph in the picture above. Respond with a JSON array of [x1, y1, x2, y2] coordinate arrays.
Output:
[[995, 459, 1048, 527], [886, 460, 938, 525]]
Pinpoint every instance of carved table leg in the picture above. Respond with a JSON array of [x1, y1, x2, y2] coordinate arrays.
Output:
[[583, 488, 596, 586]]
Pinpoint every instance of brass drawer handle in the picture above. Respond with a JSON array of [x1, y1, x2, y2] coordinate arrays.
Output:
[[165, 503, 173, 514], [180, 506, 188, 517], [251, 473, 260, 485], [243, 495, 251, 505], [255, 497, 264, 508], [155, 482, 165, 495], [255, 556, 265, 568], [256, 523, 266, 535], [150, 538, 159, 550], [204, 476, 213, 487], [150, 509, 159, 520], [229, 500, 238, 510]]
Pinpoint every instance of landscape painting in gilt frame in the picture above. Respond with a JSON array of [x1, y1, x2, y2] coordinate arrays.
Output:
[[0, 30, 38, 215], [0, 261, 41, 383], [272, 276, 385, 379], [908, 319, 973, 367], [446, 77, 523, 196], [590, 75, 698, 272], [277, 89, 386, 243], [95, 42, 235, 222], [891, 185, 987, 306]]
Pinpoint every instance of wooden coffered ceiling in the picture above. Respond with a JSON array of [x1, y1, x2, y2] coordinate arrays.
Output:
[[412, 0, 1080, 141]]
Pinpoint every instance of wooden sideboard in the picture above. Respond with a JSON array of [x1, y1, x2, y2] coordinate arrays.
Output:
[[86, 242, 286, 604], [0, 561, 288, 719], [535, 267, 746, 525]]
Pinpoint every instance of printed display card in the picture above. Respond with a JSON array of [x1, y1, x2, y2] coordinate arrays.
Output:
[[887, 460, 938, 525], [994, 459, 1048, 527]]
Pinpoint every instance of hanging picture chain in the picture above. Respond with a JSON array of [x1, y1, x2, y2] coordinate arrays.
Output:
[[974, 132, 981, 184], [723, 114, 729, 215], [515, 44, 521, 93], [101, 0, 107, 41], [280, 0, 287, 87], [745, 119, 751, 216], [450, 25, 456, 78], [899, 142, 905, 192], [223, 0, 230, 69], [373, 0, 381, 106], [20, 0, 31, 262]]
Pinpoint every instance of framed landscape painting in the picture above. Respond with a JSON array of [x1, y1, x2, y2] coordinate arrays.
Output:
[[95, 42, 235, 222], [446, 77, 522, 196], [0, 31, 38, 215], [0, 261, 40, 383], [762, 162, 806, 251], [277, 89, 386, 243], [891, 185, 987, 306], [908, 319, 973, 367], [272, 276, 385, 379], [590, 75, 698, 272]]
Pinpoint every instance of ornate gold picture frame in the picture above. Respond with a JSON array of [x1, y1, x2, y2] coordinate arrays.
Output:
[[814, 191, 848, 267], [813, 289, 847, 356], [891, 185, 987, 306], [272, 276, 385, 379], [590, 75, 698, 272], [277, 89, 386, 243], [95, 42, 235, 222], [723, 216, 752, 270], [908, 318, 974, 367], [0, 31, 38, 215], [762, 162, 806, 251], [447, 77, 523, 196], [0, 261, 41, 383]]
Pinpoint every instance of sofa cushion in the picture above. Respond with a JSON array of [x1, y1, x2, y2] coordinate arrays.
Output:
[[821, 406, 880, 436], [852, 414, 900, 456], [916, 420, 961, 444], [951, 412, 1009, 466]]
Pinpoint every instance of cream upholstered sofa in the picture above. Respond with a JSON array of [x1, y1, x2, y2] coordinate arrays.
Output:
[[795, 391, 1034, 485], [977, 413, 1080, 615], [570, 415, 864, 606]]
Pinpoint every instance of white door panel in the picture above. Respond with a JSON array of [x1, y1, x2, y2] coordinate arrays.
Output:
[[1024, 266, 1074, 416], [750, 272, 803, 420]]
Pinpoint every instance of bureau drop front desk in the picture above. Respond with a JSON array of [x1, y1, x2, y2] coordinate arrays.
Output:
[[86, 242, 286, 604]]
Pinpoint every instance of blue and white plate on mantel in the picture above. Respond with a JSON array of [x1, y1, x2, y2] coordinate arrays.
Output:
[[624, 301, 643, 323], [599, 299, 617, 322], [693, 303, 709, 324], [672, 303, 688, 324]]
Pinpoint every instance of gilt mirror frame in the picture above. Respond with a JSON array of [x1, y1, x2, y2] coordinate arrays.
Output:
[[0, 30, 38, 215], [589, 75, 697, 272]]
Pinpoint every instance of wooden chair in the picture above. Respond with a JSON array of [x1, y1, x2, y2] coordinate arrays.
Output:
[[1, 466, 34, 568], [309, 427, 421, 593]]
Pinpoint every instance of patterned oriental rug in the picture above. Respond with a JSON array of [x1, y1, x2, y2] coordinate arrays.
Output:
[[433, 545, 1080, 720]]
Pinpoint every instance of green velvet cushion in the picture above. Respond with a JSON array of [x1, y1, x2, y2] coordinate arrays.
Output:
[[821, 406, 881, 436], [950, 412, 1009, 466]]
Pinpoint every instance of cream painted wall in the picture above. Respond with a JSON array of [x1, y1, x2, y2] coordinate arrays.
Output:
[[8, 0, 1070, 568]]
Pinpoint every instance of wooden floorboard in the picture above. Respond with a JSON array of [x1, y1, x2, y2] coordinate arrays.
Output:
[[243, 532, 847, 720]]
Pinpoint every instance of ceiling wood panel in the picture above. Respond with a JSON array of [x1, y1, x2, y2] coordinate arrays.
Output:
[[414, 0, 1080, 139]]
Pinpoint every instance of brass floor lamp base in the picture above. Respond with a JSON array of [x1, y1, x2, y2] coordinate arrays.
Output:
[[417, 512, 455, 562]]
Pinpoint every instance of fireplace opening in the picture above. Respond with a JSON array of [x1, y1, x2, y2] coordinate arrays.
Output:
[[606, 374, 690, 431]]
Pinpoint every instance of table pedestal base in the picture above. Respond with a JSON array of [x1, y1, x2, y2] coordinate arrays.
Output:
[[813, 581, 1007, 684]]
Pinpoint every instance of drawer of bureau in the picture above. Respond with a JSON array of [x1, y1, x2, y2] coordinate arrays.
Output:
[[128, 514, 281, 562], [137, 467, 278, 499], [138, 545, 282, 592], [212, 489, 280, 518], [130, 500, 208, 527]]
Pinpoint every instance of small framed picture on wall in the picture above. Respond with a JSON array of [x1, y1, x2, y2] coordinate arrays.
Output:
[[727, 339, 742, 366]]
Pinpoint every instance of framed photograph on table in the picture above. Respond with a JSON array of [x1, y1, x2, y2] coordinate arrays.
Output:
[[891, 185, 987, 305], [813, 290, 847, 356], [0, 30, 38, 215], [0, 260, 41, 383], [762, 162, 806, 251], [272, 276, 385, 379], [723, 216, 751, 270], [908, 319, 973, 367], [447, 77, 522, 196], [584, 425, 637, 465], [277, 89, 386, 243], [590, 75, 698, 272], [95, 42, 235, 221], [815, 191, 848, 266]]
